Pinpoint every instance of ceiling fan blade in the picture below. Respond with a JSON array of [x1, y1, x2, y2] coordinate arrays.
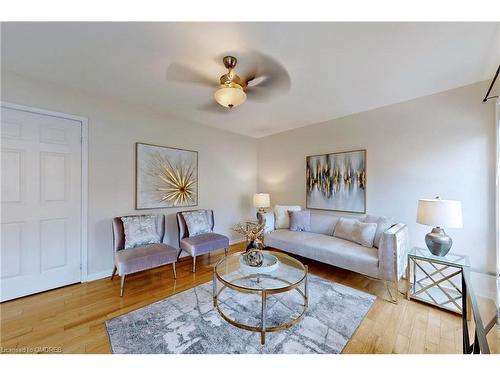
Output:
[[198, 101, 231, 114], [246, 86, 275, 102], [241, 50, 291, 97], [166, 63, 215, 87]]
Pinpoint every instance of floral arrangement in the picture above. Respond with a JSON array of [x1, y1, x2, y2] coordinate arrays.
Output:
[[232, 222, 265, 250]]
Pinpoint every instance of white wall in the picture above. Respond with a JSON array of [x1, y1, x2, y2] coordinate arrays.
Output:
[[1, 71, 257, 279], [257, 81, 496, 273], [2, 72, 496, 276]]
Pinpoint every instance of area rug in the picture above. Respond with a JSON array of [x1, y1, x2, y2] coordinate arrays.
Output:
[[105, 274, 375, 354]]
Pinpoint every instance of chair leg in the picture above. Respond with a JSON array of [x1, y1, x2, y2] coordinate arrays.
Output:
[[177, 249, 182, 261], [111, 265, 117, 280], [120, 275, 126, 297], [172, 263, 177, 279], [192, 256, 196, 273]]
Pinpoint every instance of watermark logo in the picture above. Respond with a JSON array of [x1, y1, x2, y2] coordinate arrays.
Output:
[[0, 346, 62, 354]]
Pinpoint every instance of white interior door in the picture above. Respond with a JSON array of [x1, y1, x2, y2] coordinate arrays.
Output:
[[1, 106, 83, 301]]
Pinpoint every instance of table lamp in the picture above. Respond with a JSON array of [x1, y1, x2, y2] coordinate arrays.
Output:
[[253, 193, 270, 214], [416, 196, 463, 256]]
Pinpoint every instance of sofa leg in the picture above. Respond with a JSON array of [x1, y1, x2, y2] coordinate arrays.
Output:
[[192, 256, 196, 273], [386, 279, 399, 304], [172, 263, 177, 279], [111, 266, 117, 280], [120, 275, 126, 297], [224, 247, 228, 256]]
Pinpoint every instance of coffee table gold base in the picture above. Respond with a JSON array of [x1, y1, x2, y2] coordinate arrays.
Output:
[[212, 266, 308, 345]]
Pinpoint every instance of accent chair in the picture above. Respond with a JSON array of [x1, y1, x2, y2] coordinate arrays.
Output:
[[111, 214, 178, 296], [176, 209, 230, 272]]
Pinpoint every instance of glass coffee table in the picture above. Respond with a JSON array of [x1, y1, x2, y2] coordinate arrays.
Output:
[[213, 250, 308, 344]]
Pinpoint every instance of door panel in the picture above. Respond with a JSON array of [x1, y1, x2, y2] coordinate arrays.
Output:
[[1, 106, 82, 301], [1, 222, 23, 278], [1, 149, 24, 203]]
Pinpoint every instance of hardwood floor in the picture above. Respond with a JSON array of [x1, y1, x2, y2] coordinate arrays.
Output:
[[0, 242, 462, 354]]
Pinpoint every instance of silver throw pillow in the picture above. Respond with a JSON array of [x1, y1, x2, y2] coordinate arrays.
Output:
[[183, 210, 212, 237], [121, 215, 161, 249], [364, 214, 395, 248], [288, 210, 311, 232], [334, 218, 377, 248]]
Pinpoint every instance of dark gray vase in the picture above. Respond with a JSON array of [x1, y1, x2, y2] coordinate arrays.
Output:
[[425, 227, 452, 256]]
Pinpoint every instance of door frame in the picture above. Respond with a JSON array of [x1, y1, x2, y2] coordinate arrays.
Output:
[[1, 101, 89, 282]]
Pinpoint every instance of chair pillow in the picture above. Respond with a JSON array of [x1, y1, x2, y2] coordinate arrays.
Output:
[[274, 205, 301, 229], [364, 214, 395, 248], [258, 212, 275, 233], [121, 215, 161, 249], [183, 210, 212, 237], [288, 210, 311, 232], [333, 218, 377, 248]]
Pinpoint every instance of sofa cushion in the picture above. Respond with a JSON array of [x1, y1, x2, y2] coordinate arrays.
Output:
[[274, 205, 301, 229], [288, 210, 311, 232], [265, 229, 379, 278], [309, 213, 340, 235], [333, 218, 377, 248], [180, 232, 229, 256], [364, 214, 394, 248], [115, 243, 177, 275]]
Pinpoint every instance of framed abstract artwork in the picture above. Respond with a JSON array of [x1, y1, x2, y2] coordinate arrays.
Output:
[[136, 142, 198, 209], [306, 149, 366, 213]]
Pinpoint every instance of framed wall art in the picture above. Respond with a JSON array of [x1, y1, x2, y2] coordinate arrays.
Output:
[[136, 142, 198, 209], [306, 149, 366, 213]]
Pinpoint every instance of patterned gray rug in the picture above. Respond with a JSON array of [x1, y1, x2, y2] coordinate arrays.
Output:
[[105, 274, 375, 354]]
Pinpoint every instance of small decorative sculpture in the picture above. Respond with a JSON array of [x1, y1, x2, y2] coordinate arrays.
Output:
[[232, 222, 265, 267]]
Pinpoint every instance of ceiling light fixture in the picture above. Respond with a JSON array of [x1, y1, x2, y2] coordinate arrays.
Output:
[[214, 81, 247, 108], [213, 56, 247, 109]]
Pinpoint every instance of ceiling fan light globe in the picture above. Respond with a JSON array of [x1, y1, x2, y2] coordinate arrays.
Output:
[[214, 83, 246, 108]]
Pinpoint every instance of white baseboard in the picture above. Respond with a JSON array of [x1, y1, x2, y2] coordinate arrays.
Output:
[[84, 240, 246, 283], [85, 269, 113, 282], [230, 238, 245, 246]]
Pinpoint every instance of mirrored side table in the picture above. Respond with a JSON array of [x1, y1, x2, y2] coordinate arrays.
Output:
[[406, 247, 470, 314]]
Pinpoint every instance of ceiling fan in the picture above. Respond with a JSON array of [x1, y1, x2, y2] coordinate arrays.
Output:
[[166, 50, 291, 111]]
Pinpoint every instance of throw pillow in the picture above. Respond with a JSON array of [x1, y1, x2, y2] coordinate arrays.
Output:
[[288, 210, 311, 232], [121, 215, 161, 249], [333, 218, 377, 248], [364, 214, 394, 248], [352, 221, 378, 248], [183, 210, 212, 237], [274, 205, 301, 229], [258, 212, 275, 233]]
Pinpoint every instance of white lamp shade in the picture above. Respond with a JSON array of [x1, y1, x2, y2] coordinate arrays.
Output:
[[253, 193, 270, 208], [416, 198, 463, 228]]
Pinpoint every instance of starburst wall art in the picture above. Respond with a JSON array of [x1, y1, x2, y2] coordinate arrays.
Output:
[[136, 143, 198, 209], [306, 149, 366, 213]]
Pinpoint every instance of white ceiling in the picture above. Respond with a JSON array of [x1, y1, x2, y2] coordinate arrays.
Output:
[[1, 22, 498, 138]]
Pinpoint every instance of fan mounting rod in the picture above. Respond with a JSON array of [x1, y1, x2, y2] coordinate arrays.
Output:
[[223, 56, 237, 70]]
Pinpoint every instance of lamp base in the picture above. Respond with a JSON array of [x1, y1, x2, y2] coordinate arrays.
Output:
[[425, 227, 452, 257], [255, 208, 265, 220]]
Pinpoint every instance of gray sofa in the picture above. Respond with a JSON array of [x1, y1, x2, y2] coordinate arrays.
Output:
[[259, 211, 408, 303]]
